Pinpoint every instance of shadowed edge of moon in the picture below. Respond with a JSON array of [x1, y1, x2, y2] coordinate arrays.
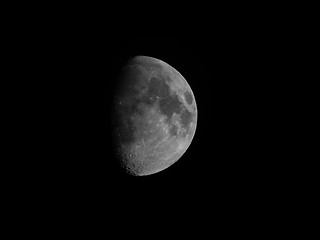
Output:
[[118, 56, 197, 176]]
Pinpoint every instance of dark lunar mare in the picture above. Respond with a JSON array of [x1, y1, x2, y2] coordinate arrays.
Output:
[[184, 91, 193, 105], [169, 125, 178, 136], [115, 64, 194, 147], [143, 76, 194, 136], [180, 109, 193, 130]]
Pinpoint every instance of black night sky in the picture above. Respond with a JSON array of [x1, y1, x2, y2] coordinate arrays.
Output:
[[37, 29, 288, 213], [10, 3, 305, 230], [56, 33, 281, 191]]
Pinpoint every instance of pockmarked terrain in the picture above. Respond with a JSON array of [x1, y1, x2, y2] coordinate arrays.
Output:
[[113, 56, 197, 176]]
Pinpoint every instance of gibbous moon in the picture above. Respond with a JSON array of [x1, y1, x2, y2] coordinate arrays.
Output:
[[113, 56, 197, 176]]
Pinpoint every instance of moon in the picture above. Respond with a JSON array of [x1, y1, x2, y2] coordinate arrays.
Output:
[[113, 56, 197, 176]]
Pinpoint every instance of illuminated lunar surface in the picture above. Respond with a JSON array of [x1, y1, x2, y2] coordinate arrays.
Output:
[[113, 56, 197, 176]]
